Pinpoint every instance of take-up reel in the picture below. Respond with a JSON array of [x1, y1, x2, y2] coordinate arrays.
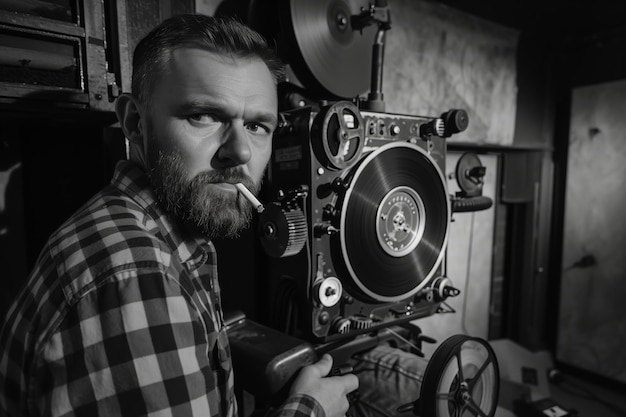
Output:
[[311, 101, 366, 171], [398, 335, 500, 417], [451, 152, 493, 213]]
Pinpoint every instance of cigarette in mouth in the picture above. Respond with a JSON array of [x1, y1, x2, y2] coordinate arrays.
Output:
[[235, 183, 265, 213]]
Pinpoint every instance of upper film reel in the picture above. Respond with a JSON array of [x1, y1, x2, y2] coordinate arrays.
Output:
[[333, 142, 450, 302], [277, 0, 376, 98]]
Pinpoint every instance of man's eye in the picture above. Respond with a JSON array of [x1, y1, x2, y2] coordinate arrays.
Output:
[[246, 122, 271, 134], [188, 114, 219, 125]]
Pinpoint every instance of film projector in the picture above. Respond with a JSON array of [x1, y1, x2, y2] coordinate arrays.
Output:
[[225, 1, 500, 416]]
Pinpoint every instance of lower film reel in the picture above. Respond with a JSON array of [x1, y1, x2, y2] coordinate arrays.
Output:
[[418, 335, 500, 417], [335, 142, 450, 302]]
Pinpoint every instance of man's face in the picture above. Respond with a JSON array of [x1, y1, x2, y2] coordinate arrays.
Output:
[[144, 48, 278, 238]]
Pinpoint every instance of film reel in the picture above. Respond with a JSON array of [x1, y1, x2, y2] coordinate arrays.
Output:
[[451, 152, 493, 213], [311, 101, 366, 171], [334, 142, 450, 302], [417, 335, 500, 417], [455, 153, 485, 197], [277, 0, 376, 98]]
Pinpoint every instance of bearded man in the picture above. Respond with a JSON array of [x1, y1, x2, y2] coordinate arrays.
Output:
[[0, 15, 358, 417]]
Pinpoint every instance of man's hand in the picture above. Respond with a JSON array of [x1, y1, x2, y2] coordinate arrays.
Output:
[[289, 354, 359, 417]]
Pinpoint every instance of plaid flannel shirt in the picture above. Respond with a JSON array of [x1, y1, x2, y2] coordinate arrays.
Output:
[[0, 160, 323, 417]]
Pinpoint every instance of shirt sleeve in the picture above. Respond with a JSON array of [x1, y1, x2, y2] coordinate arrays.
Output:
[[271, 394, 325, 417], [30, 270, 228, 417]]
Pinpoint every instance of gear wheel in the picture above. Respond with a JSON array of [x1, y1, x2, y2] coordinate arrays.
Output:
[[350, 316, 373, 330], [333, 317, 351, 335], [259, 203, 307, 258]]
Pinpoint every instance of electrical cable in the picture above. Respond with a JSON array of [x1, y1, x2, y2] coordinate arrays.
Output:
[[296, 190, 311, 337], [385, 328, 422, 356]]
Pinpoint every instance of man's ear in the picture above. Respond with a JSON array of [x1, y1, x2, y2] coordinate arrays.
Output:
[[115, 93, 143, 144], [115, 93, 149, 168]]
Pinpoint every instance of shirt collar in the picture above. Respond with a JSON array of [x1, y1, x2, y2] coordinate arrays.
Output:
[[111, 160, 214, 270]]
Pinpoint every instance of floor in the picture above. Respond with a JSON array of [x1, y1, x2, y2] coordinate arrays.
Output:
[[549, 372, 626, 417], [488, 339, 626, 417], [496, 371, 626, 417]]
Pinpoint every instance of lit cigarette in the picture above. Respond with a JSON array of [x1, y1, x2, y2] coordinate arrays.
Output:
[[235, 183, 264, 213]]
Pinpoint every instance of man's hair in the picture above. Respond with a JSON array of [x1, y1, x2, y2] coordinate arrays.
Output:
[[131, 14, 284, 105]]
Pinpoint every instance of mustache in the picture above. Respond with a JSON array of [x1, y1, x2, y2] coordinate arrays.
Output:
[[192, 168, 259, 193]]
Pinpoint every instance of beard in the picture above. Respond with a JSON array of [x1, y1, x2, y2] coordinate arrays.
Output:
[[148, 148, 261, 239]]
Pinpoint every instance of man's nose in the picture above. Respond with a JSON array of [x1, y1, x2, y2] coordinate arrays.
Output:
[[214, 124, 251, 168]]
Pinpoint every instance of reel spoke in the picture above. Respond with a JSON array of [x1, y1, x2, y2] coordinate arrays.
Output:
[[435, 392, 456, 401], [464, 398, 490, 417], [455, 350, 465, 382], [345, 126, 362, 140], [466, 355, 493, 391]]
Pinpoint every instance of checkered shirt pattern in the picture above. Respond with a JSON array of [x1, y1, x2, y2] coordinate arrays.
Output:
[[0, 160, 323, 417]]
